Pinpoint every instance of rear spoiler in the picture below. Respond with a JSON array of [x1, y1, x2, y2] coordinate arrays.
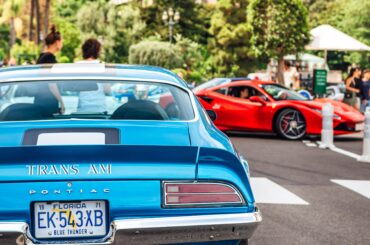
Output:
[[0, 145, 249, 190], [0, 145, 198, 164]]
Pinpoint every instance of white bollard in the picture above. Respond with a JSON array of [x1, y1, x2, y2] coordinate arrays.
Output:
[[358, 107, 370, 162], [319, 103, 334, 149]]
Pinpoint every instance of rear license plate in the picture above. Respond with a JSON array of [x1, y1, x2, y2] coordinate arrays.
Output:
[[355, 123, 364, 131], [33, 201, 107, 239]]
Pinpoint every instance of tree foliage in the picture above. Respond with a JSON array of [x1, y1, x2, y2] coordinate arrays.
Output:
[[137, 0, 209, 45], [0, 25, 10, 60], [10, 40, 39, 64], [129, 41, 183, 69], [247, 0, 310, 83], [76, 1, 146, 63], [208, 0, 261, 77], [306, 0, 370, 68]]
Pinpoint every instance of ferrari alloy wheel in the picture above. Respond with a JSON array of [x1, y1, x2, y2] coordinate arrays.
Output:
[[275, 109, 306, 140]]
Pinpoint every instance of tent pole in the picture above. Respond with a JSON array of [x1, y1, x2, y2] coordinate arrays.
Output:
[[324, 50, 328, 65]]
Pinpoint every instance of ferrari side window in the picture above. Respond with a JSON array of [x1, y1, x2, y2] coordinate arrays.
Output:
[[214, 88, 227, 95], [226, 86, 264, 101]]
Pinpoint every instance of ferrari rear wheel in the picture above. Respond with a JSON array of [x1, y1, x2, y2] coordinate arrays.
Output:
[[275, 109, 306, 140]]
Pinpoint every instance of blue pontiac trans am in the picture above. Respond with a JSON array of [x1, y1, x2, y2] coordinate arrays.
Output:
[[0, 64, 261, 245]]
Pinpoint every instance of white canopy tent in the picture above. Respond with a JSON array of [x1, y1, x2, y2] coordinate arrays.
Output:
[[305, 24, 370, 62]]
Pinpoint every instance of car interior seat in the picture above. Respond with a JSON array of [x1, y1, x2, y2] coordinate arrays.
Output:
[[0, 103, 52, 121], [111, 100, 169, 120]]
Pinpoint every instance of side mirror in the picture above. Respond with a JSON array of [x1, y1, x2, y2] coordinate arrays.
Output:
[[206, 110, 217, 122], [249, 96, 266, 105]]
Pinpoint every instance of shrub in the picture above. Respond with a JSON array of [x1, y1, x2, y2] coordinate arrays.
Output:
[[129, 41, 183, 69]]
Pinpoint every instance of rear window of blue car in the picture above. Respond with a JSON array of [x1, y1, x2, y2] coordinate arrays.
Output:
[[0, 80, 195, 121]]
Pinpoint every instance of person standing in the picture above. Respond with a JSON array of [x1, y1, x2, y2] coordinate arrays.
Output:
[[283, 61, 300, 90], [76, 38, 110, 113], [35, 25, 65, 114], [361, 70, 370, 112], [355, 68, 364, 110], [344, 67, 362, 109]]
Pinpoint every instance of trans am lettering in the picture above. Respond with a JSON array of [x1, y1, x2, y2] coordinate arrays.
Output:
[[87, 164, 112, 175], [26, 164, 112, 176]]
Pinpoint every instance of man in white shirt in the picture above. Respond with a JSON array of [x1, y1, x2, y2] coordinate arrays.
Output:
[[283, 61, 300, 90], [76, 39, 110, 113]]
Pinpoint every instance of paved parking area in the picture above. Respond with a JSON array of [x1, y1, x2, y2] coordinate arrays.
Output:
[[229, 134, 370, 245]]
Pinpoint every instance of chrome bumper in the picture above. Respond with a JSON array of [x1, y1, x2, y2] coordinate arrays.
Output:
[[0, 211, 262, 245]]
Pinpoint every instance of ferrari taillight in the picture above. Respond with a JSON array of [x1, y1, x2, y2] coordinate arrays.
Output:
[[163, 182, 244, 207]]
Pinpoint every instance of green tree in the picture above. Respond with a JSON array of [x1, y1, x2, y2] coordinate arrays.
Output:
[[0, 0, 26, 49], [54, 19, 81, 62], [129, 41, 183, 69], [137, 0, 209, 45], [174, 35, 202, 71], [0, 25, 10, 60], [248, 0, 310, 84], [208, 0, 260, 77], [76, 1, 145, 62], [306, 0, 370, 68], [10, 40, 40, 64], [51, 0, 88, 62], [334, 0, 370, 68], [306, 0, 344, 29]]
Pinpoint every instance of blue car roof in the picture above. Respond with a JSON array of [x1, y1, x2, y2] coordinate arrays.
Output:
[[0, 64, 187, 88]]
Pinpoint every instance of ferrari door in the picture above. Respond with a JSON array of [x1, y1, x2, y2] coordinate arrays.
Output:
[[201, 85, 271, 131]]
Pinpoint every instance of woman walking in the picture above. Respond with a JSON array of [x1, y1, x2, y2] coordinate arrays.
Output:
[[35, 25, 65, 114], [344, 67, 362, 109]]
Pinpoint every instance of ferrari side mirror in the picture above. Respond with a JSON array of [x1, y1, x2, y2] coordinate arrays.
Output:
[[249, 96, 266, 105], [206, 110, 217, 122]]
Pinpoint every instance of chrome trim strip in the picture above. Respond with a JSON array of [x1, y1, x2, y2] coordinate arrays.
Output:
[[0, 222, 27, 233], [0, 77, 200, 123], [114, 212, 261, 230]]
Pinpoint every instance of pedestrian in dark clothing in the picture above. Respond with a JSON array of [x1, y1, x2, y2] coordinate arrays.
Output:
[[344, 67, 362, 109], [35, 25, 65, 114], [355, 70, 364, 109], [361, 70, 370, 112]]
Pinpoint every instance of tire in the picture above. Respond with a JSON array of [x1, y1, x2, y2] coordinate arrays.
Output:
[[275, 108, 306, 140], [239, 239, 249, 245]]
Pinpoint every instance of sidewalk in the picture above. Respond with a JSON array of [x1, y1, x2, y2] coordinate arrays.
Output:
[[335, 132, 363, 140]]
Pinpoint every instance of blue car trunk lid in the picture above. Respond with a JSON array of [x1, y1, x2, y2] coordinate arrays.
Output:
[[0, 145, 198, 182], [0, 120, 191, 147], [0, 120, 196, 181]]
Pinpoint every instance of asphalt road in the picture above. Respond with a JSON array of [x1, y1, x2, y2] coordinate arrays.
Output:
[[229, 133, 370, 245]]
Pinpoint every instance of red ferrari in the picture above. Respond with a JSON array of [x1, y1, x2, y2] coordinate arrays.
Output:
[[195, 80, 365, 140]]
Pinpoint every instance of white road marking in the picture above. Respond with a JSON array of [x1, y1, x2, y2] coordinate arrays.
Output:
[[302, 140, 318, 147], [328, 146, 361, 160], [302, 140, 362, 161], [250, 177, 309, 205], [331, 179, 370, 199]]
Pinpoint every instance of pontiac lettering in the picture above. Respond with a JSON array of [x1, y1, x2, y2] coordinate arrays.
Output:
[[26, 164, 112, 176], [29, 189, 110, 195]]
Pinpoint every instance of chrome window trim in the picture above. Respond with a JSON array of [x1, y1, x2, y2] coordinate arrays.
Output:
[[162, 181, 245, 207], [0, 77, 200, 123]]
